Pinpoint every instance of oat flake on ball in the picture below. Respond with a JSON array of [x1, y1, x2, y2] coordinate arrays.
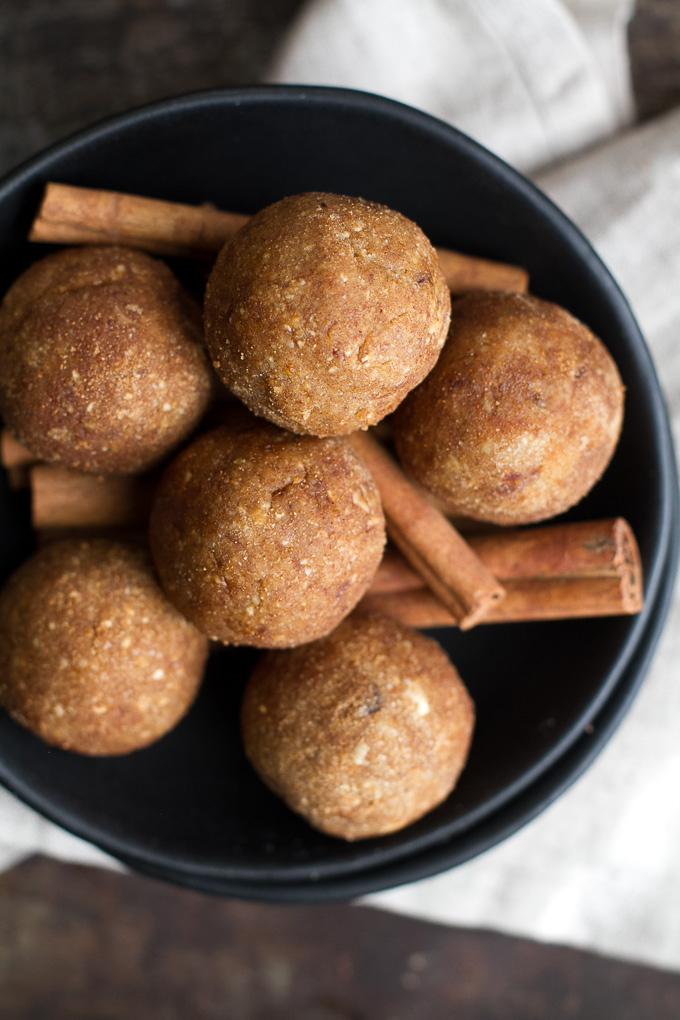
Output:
[[149, 413, 386, 648], [393, 291, 625, 525], [0, 540, 208, 755], [204, 192, 451, 436], [0, 245, 213, 474], [241, 612, 475, 841]]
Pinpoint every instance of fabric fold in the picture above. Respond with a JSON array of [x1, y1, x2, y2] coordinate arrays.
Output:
[[267, 0, 634, 173]]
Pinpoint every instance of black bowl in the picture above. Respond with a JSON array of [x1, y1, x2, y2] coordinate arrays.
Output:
[[0, 87, 677, 899]]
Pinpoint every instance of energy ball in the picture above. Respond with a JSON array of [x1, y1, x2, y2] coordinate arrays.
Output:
[[149, 414, 386, 647], [241, 612, 475, 840], [0, 245, 213, 474], [0, 539, 208, 755], [393, 291, 625, 525], [204, 192, 451, 436]]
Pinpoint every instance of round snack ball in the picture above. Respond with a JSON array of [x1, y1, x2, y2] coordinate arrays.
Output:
[[149, 414, 386, 647], [204, 192, 451, 436], [0, 540, 208, 755], [241, 612, 475, 840], [392, 291, 625, 525], [0, 245, 213, 474]]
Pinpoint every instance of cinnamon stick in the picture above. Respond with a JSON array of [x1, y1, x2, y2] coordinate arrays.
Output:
[[1, 430, 37, 470], [360, 574, 643, 626], [29, 183, 249, 260], [365, 518, 644, 624], [0, 431, 38, 489], [372, 518, 642, 590], [29, 183, 529, 294], [369, 545, 424, 594], [436, 247, 529, 294], [348, 431, 505, 629], [31, 465, 155, 530]]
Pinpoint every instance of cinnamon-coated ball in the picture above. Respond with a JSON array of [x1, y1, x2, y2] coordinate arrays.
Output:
[[0, 245, 212, 474], [149, 414, 386, 647], [0, 540, 208, 755], [204, 192, 451, 436], [241, 612, 475, 840], [393, 291, 624, 524]]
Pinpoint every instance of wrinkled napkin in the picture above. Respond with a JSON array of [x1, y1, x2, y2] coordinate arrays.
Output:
[[4, 0, 680, 974]]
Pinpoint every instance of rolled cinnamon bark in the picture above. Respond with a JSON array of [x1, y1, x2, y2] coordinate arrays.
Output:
[[372, 518, 642, 588], [360, 574, 643, 625], [369, 545, 424, 594], [0, 431, 37, 489], [29, 183, 530, 294], [29, 183, 249, 260], [436, 247, 529, 294], [366, 518, 644, 624], [31, 465, 155, 530], [348, 431, 505, 629], [1, 430, 37, 470]]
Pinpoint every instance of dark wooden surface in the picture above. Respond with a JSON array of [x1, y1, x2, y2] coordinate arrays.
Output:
[[2, 856, 680, 1020], [629, 0, 680, 118], [2, 1, 680, 1017], [0, 0, 305, 178]]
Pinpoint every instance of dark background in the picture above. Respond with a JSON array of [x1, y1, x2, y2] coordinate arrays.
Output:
[[2, 1, 680, 1017]]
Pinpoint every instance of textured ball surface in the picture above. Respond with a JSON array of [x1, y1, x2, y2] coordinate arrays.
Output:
[[204, 192, 451, 436], [241, 612, 475, 840], [0, 245, 213, 474], [393, 291, 624, 524], [149, 415, 386, 647], [0, 540, 208, 755]]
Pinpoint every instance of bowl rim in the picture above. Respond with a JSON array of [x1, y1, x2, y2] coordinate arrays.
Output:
[[0, 83, 677, 890]]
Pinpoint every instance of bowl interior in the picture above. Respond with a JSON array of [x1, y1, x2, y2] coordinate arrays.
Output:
[[0, 87, 675, 888]]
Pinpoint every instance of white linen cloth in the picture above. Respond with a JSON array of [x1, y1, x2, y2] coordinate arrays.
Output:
[[3, 0, 680, 974], [267, 0, 636, 173]]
